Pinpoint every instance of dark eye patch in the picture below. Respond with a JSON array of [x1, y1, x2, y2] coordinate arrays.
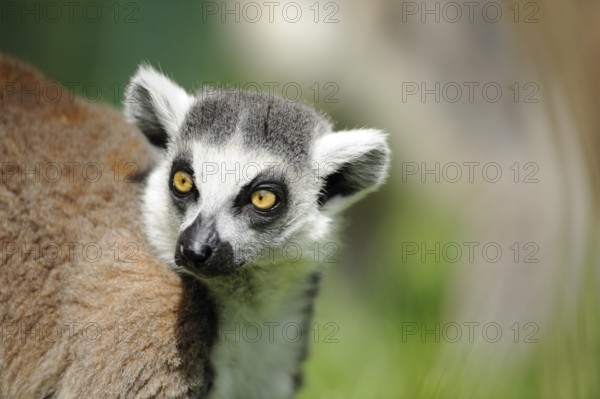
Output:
[[169, 156, 198, 210], [233, 170, 288, 227]]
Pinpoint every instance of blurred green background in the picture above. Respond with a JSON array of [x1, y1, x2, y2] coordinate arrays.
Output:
[[2, 1, 598, 398]]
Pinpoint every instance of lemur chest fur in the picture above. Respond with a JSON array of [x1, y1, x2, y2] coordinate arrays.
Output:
[[206, 268, 319, 399]]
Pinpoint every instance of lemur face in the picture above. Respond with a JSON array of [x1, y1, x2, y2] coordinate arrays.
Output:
[[125, 66, 389, 279]]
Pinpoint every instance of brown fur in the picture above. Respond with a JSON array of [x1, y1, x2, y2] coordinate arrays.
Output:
[[0, 54, 217, 398]]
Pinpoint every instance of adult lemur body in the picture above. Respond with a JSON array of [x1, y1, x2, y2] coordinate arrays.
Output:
[[0, 56, 389, 398]]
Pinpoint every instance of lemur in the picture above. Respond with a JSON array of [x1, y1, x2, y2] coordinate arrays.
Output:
[[124, 66, 390, 399], [0, 54, 388, 398]]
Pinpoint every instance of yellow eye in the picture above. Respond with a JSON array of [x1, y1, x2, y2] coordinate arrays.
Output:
[[173, 170, 194, 194], [250, 190, 278, 211]]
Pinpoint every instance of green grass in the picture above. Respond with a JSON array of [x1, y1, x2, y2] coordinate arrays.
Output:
[[299, 186, 599, 399]]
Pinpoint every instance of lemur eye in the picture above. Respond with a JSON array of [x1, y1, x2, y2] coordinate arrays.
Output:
[[173, 170, 194, 194], [250, 190, 278, 211]]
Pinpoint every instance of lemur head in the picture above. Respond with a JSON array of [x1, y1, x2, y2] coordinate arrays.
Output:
[[124, 66, 389, 279]]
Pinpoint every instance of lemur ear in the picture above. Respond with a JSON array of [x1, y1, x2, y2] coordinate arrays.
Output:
[[313, 129, 390, 213], [123, 65, 194, 148]]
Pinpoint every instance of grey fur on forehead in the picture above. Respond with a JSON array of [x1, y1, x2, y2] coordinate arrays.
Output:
[[180, 90, 332, 160]]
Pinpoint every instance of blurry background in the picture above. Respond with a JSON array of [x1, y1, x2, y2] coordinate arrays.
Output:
[[2, 0, 598, 397]]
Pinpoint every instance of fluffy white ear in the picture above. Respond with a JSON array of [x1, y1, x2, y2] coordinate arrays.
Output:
[[123, 65, 194, 148], [313, 129, 390, 213]]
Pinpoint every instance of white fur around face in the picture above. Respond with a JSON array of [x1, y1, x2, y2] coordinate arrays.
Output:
[[142, 125, 339, 272], [142, 155, 182, 268]]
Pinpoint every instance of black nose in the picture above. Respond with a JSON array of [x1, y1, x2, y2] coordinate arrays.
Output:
[[174, 216, 239, 277], [175, 218, 221, 271], [180, 243, 214, 264]]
